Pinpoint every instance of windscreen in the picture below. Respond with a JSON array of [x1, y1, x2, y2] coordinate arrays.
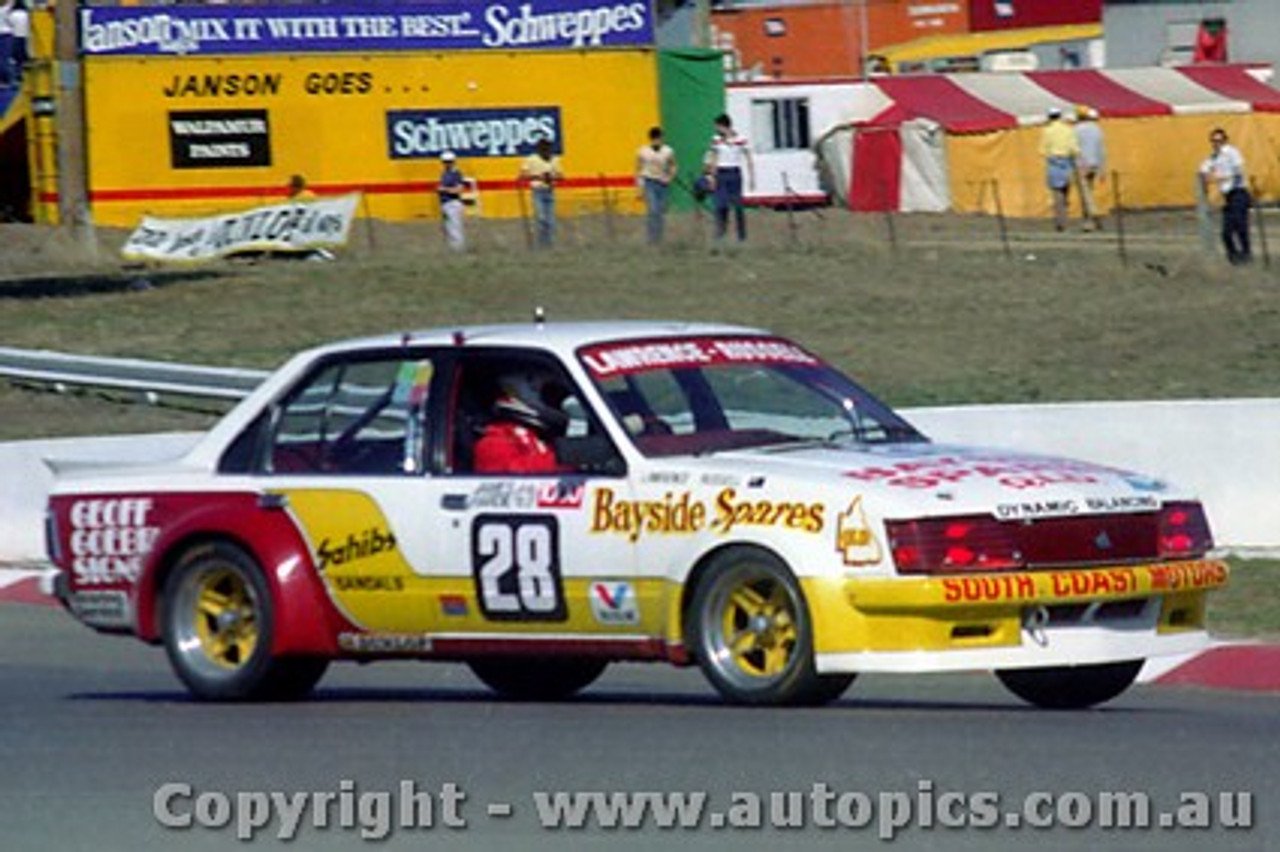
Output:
[[578, 336, 926, 458]]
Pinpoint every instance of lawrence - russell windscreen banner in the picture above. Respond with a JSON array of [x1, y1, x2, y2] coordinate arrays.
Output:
[[121, 194, 360, 262], [79, 0, 655, 56]]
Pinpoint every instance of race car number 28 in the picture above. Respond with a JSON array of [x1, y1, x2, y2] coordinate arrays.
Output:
[[471, 516, 567, 621]]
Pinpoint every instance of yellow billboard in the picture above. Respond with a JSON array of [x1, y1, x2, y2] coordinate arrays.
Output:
[[83, 50, 660, 225]]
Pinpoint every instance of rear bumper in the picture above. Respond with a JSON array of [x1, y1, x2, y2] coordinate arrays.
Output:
[[806, 560, 1228, 673], [40, 567, 68, 603], [816, 623, 1211, 674]]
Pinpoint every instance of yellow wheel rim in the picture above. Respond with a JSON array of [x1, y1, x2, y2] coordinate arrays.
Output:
[[719, 578, 798, 678], [191, 567, 260, 670]]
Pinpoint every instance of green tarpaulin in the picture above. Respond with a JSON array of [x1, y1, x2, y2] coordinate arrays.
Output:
[[657, 48, 725, 212]]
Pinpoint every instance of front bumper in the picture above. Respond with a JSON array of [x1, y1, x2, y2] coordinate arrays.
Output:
[[805, 560, 1229, 674]]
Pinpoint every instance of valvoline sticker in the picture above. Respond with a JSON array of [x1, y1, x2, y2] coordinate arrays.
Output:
[[588, 580, 640, 626]]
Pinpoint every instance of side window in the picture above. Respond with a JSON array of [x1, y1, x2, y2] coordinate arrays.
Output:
[[750, 98, 810, 153], [267, 355, 435, 476], [450, 351, 620, 476]]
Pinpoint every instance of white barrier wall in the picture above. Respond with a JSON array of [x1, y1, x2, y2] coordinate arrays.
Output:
[[908, 400, 1280, 552], [1, 399, 1277, 562], [0, 433, 201, 564]]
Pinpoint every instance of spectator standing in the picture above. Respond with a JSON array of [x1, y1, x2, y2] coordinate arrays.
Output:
[[635, 126, 676, 245], [1199, 127, 1252, 265], [519, 136, 563, 248], [0, 2, 13, 90], [282, 175, 334, 261], [7, 0, 26, 87], [1039, 106, 1079, 232], [287, 174, 316, 201], [1073, 105, 1105, 231], [704, 113, 754, 244], [437, 150, 467, 251]]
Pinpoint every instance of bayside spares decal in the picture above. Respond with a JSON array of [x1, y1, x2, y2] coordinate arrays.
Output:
[[80, 1, 653, 56], [580, 337, 819, 378], [591, 488, 825, 542], [121, 194, 359, 263]]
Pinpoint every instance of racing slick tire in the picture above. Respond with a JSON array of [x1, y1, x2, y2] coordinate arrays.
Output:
[[689, 547, 853, 707], [161, 541, 328, 701], [996, 660, 1143, 709], [468, 658, 609, 701]]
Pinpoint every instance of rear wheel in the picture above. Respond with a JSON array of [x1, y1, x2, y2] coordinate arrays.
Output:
[[689, 548, 853, 706], [996, 660, 1143, 709], [161, 542, 327, 701], [468, 658, 608, 700]]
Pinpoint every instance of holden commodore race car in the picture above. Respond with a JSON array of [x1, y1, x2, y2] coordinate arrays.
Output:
[[46, 321, 1228, 708]]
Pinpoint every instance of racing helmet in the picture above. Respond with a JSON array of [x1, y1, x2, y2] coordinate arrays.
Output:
[[492, 369, 569, 437]]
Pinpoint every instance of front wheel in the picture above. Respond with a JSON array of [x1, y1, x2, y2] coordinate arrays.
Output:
[[689, 548, 852, 706], [996, 660, 1143, 709], [161, 541, 327, 701], [468, 658, 608, 701]]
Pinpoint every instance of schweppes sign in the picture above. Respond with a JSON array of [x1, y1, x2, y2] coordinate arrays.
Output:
[[79, 1, 654, 56], [387, 107, 562, 159]]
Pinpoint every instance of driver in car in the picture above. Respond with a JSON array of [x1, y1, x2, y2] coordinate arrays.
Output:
[[473, 370, 569, 474]]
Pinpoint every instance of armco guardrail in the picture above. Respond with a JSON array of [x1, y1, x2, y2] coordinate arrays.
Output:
[[0, 347, 267, 401]]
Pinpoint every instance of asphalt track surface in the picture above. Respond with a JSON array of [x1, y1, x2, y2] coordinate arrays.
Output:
[[2, 601, 1277, 852]]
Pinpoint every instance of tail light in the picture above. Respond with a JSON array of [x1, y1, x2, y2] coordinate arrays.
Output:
[[1158, 502, 1213, 559], [886, 516, 1023, 575]]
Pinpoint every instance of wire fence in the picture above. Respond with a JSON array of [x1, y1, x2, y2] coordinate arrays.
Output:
[[329, 171, 1274, 272]]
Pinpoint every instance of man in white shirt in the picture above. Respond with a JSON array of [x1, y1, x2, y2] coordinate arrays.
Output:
[[1074, 105, 1105, 231], [1199, 127, 1252, 265], [704, 113, 754, 243], [0, 1, 13, 89], [9, 0, 27, 86]]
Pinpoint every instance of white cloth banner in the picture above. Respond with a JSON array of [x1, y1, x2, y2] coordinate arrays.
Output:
[[121, 194, 360, 262]]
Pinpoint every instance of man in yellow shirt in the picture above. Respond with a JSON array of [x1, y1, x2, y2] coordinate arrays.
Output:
[[1039, 107, 1079, 232], [519, 136, 564, 248], [635, 126, 677, 245]]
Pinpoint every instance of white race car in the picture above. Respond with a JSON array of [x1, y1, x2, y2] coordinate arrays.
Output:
[[46, 321, 1227, 707]]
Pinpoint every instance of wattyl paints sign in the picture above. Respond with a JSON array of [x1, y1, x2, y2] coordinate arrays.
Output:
[[387, 107, 562, 159], [80, 1, 653, 57], [168, 109, 271, 168]]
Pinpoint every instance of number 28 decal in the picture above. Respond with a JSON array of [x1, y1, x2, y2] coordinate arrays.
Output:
[[471, 515, 567, 621]]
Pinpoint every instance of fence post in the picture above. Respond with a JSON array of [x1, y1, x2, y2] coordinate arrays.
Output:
[[783, 172, 799, 248], [598, 173, 616, 243], [990, 179, 1012, 261], [360, 190, 377, 253], [1110, 170, 1127, 268], [882, 208, 898, 255], [1195, 174, 1214, 256], [1251, 178, 1270, 268], [516, 178, 533, 250]]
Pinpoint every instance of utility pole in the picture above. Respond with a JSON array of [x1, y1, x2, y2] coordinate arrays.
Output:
[[695, 0, 710, 49], [54, 0, 96, 255], [859, 0, 869, 79]]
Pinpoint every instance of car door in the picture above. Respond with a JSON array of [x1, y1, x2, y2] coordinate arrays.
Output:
[[410, 347, 663, 650], [249, 347, 450, 637]]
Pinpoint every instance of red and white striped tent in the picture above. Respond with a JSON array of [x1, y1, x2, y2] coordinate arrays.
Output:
[[816, 65, 1280, 216]]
